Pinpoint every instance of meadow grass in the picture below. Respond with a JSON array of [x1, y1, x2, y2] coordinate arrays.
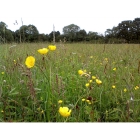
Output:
[[0, 43, 140, 122]]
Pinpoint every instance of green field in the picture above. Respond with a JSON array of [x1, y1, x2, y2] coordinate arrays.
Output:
[[0, 43, 140, 122]]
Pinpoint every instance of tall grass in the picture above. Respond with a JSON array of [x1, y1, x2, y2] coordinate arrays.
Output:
[[0, 43, 140, 122]]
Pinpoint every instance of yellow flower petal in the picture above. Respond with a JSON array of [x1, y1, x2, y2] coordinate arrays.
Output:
[[58, 100, 63, 104], [25, 56, 35, 68], [112, 85, 116, 89], [96, 79, 102, 85], [59, 107, 72, 117], [78, 70, 84, 75], [37, 48, 49, 55], [48, 45, 56, 51]]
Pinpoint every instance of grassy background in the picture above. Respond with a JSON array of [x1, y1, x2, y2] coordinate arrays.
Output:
[[0, 43, 140, 122]]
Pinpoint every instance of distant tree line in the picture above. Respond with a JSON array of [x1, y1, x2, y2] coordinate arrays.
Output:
[[0, 17, 140, 44]]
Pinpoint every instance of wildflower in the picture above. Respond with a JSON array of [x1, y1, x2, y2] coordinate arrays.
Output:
[[90, 56, 93, 58], [85, 83, 90, 87], [134, 86, 139, 90], [59, 107, 72, 117], [1, 72, 4, 75], [92, 76, 96, 80], [14, 60, 16, 64], [113, 68, 116, 71], [58, 100, 63, 104], [83, 70, 87, 73], [1, 110, 4, 113], [112, 85, 116, 89], [25, 56, 35, 68], [48, 45, 56, 51], [124, 88, 127, 92], [82, 98, 85, 102], [96, 79, 102, 85], [89, 80, 92, 83], [104, 58, 108, 61], [41, 110, 44, 114], [37, 48, 49, 55], [78, 70, 84, 75], [86, 100, 91, 104]]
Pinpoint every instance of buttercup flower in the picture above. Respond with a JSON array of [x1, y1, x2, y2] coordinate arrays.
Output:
[[86, 100, 91, 104], [134, 86, 139, 90], [58, 100, 63, 104], [78, 70, 84, 75], [113, 68, 116, 71], [92, 76, 96, 80], [59, 107, 72, 117], [37, 48, 49, 55], [85, 83, 90, 87], [89, 80, 92, 83], [112, 85, 116, 89], [82, 98, 85, 102], [1, 72, 4, 75], [25, 56, 35, 68], [48, 45, 56, 51], [124, 88, 127, 92], [96, 79, 102, 85]]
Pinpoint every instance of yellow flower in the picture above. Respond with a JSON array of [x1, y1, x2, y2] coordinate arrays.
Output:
[[82, 98, 85, 102], [48, 45, 56, 51], [1, 110, 4, 113], [113, 68, 116, 71], [1, 72, 4, 75], [86, 100, 91, 104], [104, 58, 108, 61], [59, 107, 72, 117], [25, 56, 35, 68], [96, 79, 102, 85], [90, 56, 93, 58], [112, 85, 116, 89], [92, 76, 96, 80], [37, 48, 49, 55], [134, 86, 139, 90], [41, 110, 44, 114], [89, 80, 92, 83], [85, 83, 90, 87], [78, 70, 84, 75], [58, 100, 63, 104], [14, 60, 16, 64], [124, 88, 127, 92], [83, 70, 87, 73]]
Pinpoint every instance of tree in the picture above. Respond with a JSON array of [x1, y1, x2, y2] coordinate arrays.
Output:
[[0, 22, 14, 43], [117, 20, 132, 43], [63, 24, 80, 42], [48, 31, 60, 42], [131, 18, 140, 42], [15, 24, 39, 42], [76, 30, 87, 41]]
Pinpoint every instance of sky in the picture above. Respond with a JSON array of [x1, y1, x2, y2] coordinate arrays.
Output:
[[0, 0, 139, 35]]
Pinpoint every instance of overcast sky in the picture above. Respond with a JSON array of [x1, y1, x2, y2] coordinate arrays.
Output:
[[0, 0, 139, 35]]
